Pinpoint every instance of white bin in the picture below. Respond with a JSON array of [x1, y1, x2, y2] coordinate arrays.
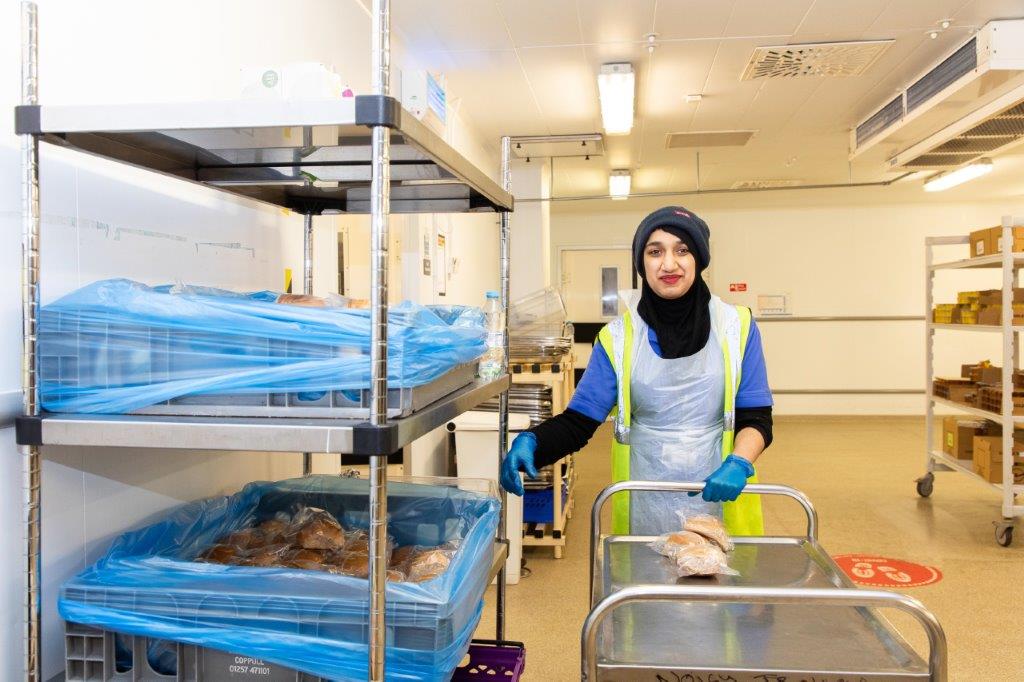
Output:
[[449, 410, 529, 585]]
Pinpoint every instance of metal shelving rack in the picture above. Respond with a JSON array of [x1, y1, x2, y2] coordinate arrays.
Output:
[[14, 2, 515, 680], [922, 217, 1024, 547]]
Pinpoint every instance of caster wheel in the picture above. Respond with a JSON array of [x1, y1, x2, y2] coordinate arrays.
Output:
[[996, 524, 1014, 547], [915, 473, 934, 498]]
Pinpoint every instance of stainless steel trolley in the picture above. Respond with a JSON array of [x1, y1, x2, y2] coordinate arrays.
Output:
[[583, 481, 948, 681]]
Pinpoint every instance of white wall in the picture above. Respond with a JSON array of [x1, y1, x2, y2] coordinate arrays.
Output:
[[0, 1, 500, 677], [552, 190, 1024, 415], [509, 160, 551, 299]]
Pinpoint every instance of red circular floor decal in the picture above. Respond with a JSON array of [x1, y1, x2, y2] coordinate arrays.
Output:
[[832, 555, 942, 587]]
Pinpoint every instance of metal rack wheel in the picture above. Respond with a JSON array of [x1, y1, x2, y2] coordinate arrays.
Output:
[[916, 472, 935, 498], [995, 521, 1014, 547]]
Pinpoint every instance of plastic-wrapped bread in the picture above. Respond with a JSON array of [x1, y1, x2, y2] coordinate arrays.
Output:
[[674, 543, 737, 578], [200, 544, 242, 564], [275, 293, 327, 307], [291, 508, 346, 551], [649, 530, 708, 558], [679, 513, 734, 551], [406, 549, 453, 583]]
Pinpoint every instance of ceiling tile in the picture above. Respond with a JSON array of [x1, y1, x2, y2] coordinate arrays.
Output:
[[724, 0, 815, 37], [497, 0, 583, 47], [392, 1, 513, 52], [440, 50, 541, 137], [792, 0, 891, 40], [518, 46, 601, 133], [640, 41, 721, 123], [868, 0, 974, 32], [953, 0, 1024, 25], [578, 0, 656, 44], [653, 1, 735, 40]]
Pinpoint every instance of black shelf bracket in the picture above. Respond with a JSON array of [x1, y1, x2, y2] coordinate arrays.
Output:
[[354, 95, 401, 129]]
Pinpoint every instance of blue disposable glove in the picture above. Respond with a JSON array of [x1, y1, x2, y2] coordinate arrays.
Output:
[[690, 455, 755, 502], [500, 432, 539, 497]]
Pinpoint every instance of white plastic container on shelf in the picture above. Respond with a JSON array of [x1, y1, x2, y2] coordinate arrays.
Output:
[[449, 410, 529, 584]]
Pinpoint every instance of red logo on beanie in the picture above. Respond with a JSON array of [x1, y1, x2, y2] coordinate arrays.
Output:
[[674, 210, 691, 218]]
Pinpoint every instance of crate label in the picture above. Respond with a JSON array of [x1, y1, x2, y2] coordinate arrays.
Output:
[[833, 554, 942, 587], [201, 650, 299, 680]]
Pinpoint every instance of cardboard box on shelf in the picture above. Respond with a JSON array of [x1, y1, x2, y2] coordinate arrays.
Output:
[[933, 306, 954, 323], [933, 378, 977, 403], [942, 417, 990, 459], [987, 226, 1024, 256], [977, 386, 1024, 415], [970, 228, 994, 257], [957, 291, 981, 306], [973, 434, 1024, 484], [962, 362, 999, 383], [978, 289, 1024, 306], [977, 306, 1024, 326]]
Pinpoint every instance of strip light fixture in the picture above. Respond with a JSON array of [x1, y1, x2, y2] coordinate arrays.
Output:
[[923, 158, 993, 192], [609, 170, 632, 200], [598, 63, 635, 135]]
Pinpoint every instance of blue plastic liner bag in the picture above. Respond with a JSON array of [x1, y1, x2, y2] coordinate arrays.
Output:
[[59, 475, 500, 681], [39, 279, 486, 414]]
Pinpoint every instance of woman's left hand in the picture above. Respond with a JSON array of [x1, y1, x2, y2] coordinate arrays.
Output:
[[695, 454, 755, 502]]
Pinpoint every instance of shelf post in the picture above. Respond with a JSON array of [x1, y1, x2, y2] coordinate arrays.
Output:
[[368, 0, 391, 678], [20, 3, 42, 681], [496, 136, 512, 640], [302, 211, 314, 476], [1001, 217, 1015, 520], [925, 239, 935, 473]]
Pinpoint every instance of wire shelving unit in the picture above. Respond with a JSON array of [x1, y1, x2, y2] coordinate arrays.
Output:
[[15, 1, 516, 679]]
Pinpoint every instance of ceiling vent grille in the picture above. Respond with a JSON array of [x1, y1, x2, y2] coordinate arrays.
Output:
[[896, 100, 1024, 168], [741, 40, 893, 80], [666, 131, 755, 148], [730, 179, 803, 190], [856, 96, 904, 147], [906, 38, 978, 113]]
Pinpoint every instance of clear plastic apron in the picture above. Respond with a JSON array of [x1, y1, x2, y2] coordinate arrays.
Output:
[[628, 320, 725, 536]]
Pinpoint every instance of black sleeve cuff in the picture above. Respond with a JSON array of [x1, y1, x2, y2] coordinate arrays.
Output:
[[735, 405, 773, 449], [529, 407, 603, 469]]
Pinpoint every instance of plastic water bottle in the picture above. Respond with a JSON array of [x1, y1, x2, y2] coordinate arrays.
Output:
[[479, 291, 504, 380]]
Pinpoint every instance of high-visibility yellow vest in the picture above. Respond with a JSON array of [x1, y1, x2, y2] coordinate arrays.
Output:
[[597, 295, 765, 536]]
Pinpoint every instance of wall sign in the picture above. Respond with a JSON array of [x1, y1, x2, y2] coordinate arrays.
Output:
[[729, 282, 747, 292], [833, 555, 942, 588]]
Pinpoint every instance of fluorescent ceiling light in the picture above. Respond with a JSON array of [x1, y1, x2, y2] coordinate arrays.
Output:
[[924, 158, 993, 192], [598, 63, 635, 135], [609, 170, 631, 200]]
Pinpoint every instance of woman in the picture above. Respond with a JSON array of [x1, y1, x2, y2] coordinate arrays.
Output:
[[499, 206, 773, 536]]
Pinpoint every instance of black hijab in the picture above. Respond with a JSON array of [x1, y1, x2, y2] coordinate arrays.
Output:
[[635, 227, 712, 359]]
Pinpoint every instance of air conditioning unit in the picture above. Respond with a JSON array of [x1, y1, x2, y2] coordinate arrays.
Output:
[[849, 20, 1024, 170]]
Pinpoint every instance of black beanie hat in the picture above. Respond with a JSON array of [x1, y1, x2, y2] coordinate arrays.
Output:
[[632, 206, 711, 274]]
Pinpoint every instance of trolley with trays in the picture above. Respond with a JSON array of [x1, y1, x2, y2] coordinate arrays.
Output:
[[583, 481, 948, 681]]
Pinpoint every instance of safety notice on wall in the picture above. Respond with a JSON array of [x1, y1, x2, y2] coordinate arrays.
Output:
[[729, 282, 747, 292]]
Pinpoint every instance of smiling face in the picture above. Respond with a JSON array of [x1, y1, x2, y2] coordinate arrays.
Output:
[[642, 228, 697, 300]]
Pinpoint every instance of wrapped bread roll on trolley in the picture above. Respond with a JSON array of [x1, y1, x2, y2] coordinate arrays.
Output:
[[650, 512, 738, 577]]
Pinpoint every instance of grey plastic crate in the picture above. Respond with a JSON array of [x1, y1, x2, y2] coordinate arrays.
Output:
[[39, 310, 477, 418], [64, 622, 324, 682]]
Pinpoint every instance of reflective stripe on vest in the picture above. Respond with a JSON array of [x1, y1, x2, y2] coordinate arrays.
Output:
[[598, 296, 765, 536]]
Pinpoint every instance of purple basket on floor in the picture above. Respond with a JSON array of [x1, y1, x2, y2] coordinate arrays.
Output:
[[452, 640, 526, 680]]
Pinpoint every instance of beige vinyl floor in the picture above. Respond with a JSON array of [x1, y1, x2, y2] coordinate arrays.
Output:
[[473, 416, 1024, 680]]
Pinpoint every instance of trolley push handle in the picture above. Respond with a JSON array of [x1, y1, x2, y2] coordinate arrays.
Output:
[[589, 481, 819, 603], [581, 584, 948, 682]]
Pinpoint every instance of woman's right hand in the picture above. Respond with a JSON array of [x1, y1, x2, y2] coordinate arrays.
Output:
[[500, 432, 539, 496]]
